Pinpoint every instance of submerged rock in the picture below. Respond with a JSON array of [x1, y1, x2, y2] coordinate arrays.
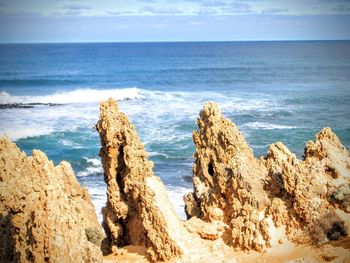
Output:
[[0, 138, 104, 263], [96, 98, 187, 261]]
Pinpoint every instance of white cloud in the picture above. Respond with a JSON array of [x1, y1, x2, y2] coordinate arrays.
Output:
[[107, 11, 135, 16], [2, 13, 350, 42], [0, 10, 42, 17], [62, 4, 91, 10], [197, 7, 218, 15], [201, 0, 227, 7], [139, 6, 183, 14], [222, 3, 252, 13], [261, 8, 288, 14]]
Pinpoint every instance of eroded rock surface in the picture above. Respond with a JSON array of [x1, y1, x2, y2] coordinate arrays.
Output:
[[264, 127, 350, 244], [2, 99, 349, 263], [184, 102, 271, 251], [0, 138, 104, 263], [185, 102, 350, 251], [96, 98, 187, 261]]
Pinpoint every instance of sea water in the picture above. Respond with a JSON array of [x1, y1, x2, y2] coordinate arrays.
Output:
[[1, 41, 349, 220]]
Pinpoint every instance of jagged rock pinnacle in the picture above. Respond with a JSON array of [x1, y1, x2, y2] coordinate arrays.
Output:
[[96, 98, 186, 261]]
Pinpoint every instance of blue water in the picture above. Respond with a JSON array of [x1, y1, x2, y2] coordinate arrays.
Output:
[[1, 41, 350, 219]]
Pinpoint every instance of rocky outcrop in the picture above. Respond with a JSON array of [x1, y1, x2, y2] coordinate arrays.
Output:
[[0, 138, 104, 263], [264, 127, 350, 244], [96, 100, 349, 258], [184, 102, 271, 251], [185, 102, 350, 251], [2, 99, 349, 263], [96, 99, 187, 261]]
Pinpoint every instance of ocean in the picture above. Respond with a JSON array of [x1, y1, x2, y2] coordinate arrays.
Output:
[[1, 41, 349, 220]]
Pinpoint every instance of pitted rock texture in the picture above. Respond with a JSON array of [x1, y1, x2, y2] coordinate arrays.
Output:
[[0, 138, 103, 263], [185, 102, 350, 251], [264, 127, 350, 243], [96, 98, 186, 262], [184, 102, 271, 251]]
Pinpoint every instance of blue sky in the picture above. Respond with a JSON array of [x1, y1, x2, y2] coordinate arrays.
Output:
[[0, 0, 349, 42]]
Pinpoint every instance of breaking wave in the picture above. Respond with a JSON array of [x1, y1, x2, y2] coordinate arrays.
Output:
[[0, 87, 143, 105]]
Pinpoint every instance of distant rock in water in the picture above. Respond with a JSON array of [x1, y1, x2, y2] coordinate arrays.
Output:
[[0, 103, 62, 109], [0, 137, 104, 262], [185, 102, 350, 251]]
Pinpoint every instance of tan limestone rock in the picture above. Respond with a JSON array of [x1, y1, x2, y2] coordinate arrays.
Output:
[[264, 128, 350, 243], [96, 98, 187, 262], [98, 99, 350, 260], [184, 102, 271, 251], [186, 102, 350, 251], [0, 137, 103, 263]]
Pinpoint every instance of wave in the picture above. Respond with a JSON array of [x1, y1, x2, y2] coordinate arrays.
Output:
[[0, 87, 278, 114], [86, 182, 191, 221], [165, 185, 191, 220], [0, 87, 143, 105], [242, 122, 297, 130], [77, 166, 103, 177], [148, 151, 169, 158], [59, 139, 84, 149], [85, 157, 101, 166], [76, 157, 103, 177], [1, 127, 55, 141], [84, 184, 106, 223], [0, 87, 286, 142]]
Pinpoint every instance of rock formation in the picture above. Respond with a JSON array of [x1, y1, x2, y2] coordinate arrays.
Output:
[[1, 99, 349, 263], [0, 138, 104, 262], [185, 102, 350, 251], [264, 127, 350, 244], [96, 98, 189, 261], [97, 99, 349, 261], [184, 102, 272, 251]]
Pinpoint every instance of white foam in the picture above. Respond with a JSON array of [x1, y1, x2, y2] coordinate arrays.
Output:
[[0, 87, 142, 104], [0, 101, 99, 140], [0, 87, 285, 145], [77, 158, 103, 177], [84, 157, 101, 166], [1, 127, 54, 141], [242, 122, 297, 130], [148, 152, 169, 158], [83, 182, 190, 223], [85, 185, 107, 223], [59, 139, 83, 149], [77, 166, 103, 177], [165, 185, 192, 220]]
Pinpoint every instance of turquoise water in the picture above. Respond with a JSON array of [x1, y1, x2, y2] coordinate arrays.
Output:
[[1, 41, 350, 219]]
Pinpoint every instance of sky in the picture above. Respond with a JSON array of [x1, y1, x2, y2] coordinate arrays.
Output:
[[0, 0, 349, 42]]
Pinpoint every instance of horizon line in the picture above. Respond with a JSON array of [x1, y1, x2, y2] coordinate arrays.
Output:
[[1, 39, 350, 45]]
